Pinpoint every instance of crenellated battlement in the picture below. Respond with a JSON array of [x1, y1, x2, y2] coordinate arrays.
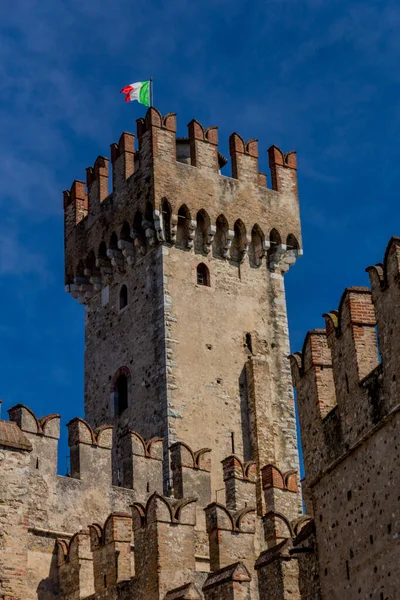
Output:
[[132, 491, 197, 527], [0, 400, 305, 599], [57, 530, 95, 599], [261, 464, 298, 493], [365, 236, 400, 417], [67, 417, 113, 447], [221, 455, 256, 512], [170, 442, 212, 508], [205, 502, 257, 582], [136, 108, 177, 142], [56, 494, 311, 600], [8, 403, 61, 438], [290, 236, 400, 483], [90, 512, 133, 593], [366, 235, 400, 293], [2, 403, 299, 514], [64, 106, 302, 297]]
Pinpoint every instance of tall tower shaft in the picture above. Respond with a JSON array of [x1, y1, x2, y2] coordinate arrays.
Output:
[[64, 107, 302, 496]]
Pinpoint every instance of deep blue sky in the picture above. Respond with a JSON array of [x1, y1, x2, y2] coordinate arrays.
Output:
[[1, 0, 399, 471]]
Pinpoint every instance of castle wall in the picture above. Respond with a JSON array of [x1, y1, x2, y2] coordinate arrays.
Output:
[[0, 429, 31, 600], [312, 411, 399, 599], [27, 470, 134, 598], [290, 236, 400, 600], [0, 401, 308, 600], [1, 408, 137, 599]]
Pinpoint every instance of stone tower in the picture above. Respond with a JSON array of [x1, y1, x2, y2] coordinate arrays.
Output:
[[64, 106, 302, 497]]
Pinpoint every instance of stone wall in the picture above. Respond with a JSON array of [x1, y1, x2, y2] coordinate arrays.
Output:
[[0, 421, 31, 599], [290, 236, 400, 600], [83, 249, 166, 439], [0, 402, 307, 599], [162, 243, 299, 494]]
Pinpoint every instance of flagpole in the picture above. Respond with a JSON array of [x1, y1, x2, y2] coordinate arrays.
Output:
[[150, 78, 154, 107]]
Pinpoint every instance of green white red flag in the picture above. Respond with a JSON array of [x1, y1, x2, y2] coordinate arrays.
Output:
[[120, 81, 150, 106]]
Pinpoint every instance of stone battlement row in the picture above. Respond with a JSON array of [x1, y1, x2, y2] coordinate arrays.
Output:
[[63, 107, 302, 292], [2, 403, 297, 513], [56, 493, 314, 600], [290, 236, 400, 481], [64, 107, 297, 224], [0, 403, 314, 599]]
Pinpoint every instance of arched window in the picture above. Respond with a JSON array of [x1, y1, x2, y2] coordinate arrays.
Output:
[[267, 228, 282, 261], [115, 373, 128, 415], [250, 225, 265, 267], [286, 234, 299, 250], [213, 214, 229, 258], [109, 232, 118, 250], [111, 367, 131, 417], [143, 202, 156, 246], [119, 285, 128, 309], [230, 220, 246, 263], [98, 241, 107, 261], [245, 333, 253, 354], [144, 201, 154, 226], [176, 204, 191, 248], [266, 228, 282, 269], [197, 263, 210, 286], [269, 228, 281, 249], [86, 250, 102, 282], [195, 210, 210, 254], [120, 222, 131, 241], [132, 211, 146, 252], [161, 199, 172, 244], [76, 260, 85, 279], [85, 251, 96, 275]]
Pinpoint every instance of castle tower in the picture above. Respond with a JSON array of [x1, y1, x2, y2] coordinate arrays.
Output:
[[64, 107, 302, 496]]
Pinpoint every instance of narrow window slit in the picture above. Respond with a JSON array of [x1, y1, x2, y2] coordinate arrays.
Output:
[[231, 432, 235, 454]]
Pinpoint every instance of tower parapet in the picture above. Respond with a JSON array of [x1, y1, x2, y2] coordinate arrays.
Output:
[[64, 106, 302, 297]]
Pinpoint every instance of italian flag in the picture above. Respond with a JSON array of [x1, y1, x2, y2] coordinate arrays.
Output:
[[120, 81, 150, 106]]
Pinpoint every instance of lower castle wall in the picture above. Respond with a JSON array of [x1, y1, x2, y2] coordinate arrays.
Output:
[[0, 446, 30, 599], [0, 433, 135, 599], [311, 408, 400, 600], [0, 409, 306, 600], [25, 480, 133, 599]]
